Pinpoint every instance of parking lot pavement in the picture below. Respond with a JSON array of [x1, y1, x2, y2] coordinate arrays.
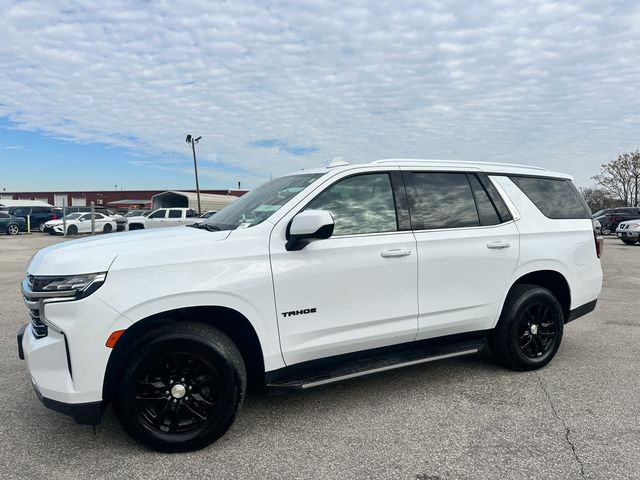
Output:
[[1, 234, 638, 480]]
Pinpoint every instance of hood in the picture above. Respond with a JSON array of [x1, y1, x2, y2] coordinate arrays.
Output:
[[620, 219, 640, 227], [27, 226, 231, 275]]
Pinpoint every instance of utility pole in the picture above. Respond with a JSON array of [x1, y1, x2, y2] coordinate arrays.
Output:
[[185, 134, 202, 215]]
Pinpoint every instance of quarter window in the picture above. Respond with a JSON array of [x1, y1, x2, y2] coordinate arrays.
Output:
[[509, 176, 590, 219], [468, 175, 501, 226], [408, 173, 479, 229], [306, 173, 398, 236]]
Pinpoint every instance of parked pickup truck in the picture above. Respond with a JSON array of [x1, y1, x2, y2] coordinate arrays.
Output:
[[127, 208, 198, 230]]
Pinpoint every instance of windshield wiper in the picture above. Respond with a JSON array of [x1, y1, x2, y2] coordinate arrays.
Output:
[[193, 223, 221, 231]]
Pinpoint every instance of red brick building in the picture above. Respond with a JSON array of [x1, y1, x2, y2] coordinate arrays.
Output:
[[0, 189, 246, 208]]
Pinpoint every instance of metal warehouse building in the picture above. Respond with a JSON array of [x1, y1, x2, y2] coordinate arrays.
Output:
[[0, 189, 246, 208]]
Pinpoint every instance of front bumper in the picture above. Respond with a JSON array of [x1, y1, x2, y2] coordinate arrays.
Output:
[[18, 287, 132, 424], [616, 230, 639, 241]]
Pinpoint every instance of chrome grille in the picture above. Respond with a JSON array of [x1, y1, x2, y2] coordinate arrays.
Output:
[[24, 297, 48, 338], [21, 278, 76, 339]]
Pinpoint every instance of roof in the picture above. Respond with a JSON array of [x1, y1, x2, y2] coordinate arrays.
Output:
[[106, 199, 151, 206], [288, 159, 572, 180], [0, 199, 53, 207]]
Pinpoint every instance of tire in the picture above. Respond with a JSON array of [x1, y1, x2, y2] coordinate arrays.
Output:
[[103, 223, 113, 233], [7, 224, 19, 235], [602, 228, 611, 235], [113, 322, 246, 452], [67, 224, 78, 235], [622, 239, 637, 245], [489, 284, 564, 371], [38, 222, 46, 233]]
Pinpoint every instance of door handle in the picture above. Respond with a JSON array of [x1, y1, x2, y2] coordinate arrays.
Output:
[[381, 249, 412, 258], [487, 241, 511, 249]]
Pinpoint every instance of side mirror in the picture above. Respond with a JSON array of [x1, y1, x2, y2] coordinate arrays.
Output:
[[79, 217, 85, 222], [286, 210, 334, 251]]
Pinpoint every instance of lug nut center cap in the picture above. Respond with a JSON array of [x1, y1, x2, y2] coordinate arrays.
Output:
[[530, 324, 538, 335], [170, 384, 186, 399]]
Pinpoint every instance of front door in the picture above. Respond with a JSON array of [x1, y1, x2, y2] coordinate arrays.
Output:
[[270, 171, 419, 366]]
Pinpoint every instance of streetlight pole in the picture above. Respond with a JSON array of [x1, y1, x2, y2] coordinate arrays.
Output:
[[185, 134, 203, 215]]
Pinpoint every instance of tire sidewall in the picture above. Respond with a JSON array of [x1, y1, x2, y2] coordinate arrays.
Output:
[[67, 225, 78, 235], [114, 328, 245, 452]]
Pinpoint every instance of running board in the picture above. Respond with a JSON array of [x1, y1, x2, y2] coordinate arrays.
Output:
[[266, 335, 487, 390]]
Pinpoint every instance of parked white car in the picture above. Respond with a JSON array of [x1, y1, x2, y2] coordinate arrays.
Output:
[[126, 207, 198, 230], [616, 219, 640, 245], [18, 159, 602, 452], [42, 212, 117, 235]]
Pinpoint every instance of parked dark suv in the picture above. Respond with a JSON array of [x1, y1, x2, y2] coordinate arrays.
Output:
[[593, 208, 640, 234], [7, 206, 56, 232]]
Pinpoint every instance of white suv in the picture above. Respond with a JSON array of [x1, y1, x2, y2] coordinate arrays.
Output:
[[17, 159, 603, 451], [127, 207, 198, 230]]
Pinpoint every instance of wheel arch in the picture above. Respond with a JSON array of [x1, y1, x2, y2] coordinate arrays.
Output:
[[102, 305, 266, 403], [500, 269, 571, 324]]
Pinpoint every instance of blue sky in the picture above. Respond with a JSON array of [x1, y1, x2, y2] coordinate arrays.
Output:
[[1, 0, 639, 192]]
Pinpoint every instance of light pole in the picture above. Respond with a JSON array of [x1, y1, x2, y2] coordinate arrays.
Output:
[[185, 134, 202, 215]]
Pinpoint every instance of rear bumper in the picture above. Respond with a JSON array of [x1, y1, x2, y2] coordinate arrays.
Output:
[[566, 299, 597, 324]]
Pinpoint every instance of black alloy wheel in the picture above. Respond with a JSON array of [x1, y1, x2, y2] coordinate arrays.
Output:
[[113, 322, 246, 452], [134, 352, 221, 436], [490, 284, 564, 371], [67, 224, 78, 235], [517, 303, 558, 359]]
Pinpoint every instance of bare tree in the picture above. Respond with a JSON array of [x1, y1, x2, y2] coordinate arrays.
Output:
[[592, 150, 640, 207], [579, 187, 623, 213]]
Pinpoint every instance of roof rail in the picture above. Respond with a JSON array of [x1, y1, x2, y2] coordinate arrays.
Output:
[[371, 159, 549, 172]]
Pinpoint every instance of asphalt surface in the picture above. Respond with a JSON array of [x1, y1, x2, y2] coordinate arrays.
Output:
[[1, 234, 638, 480]]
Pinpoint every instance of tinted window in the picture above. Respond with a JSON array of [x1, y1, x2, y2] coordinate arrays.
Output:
[[509, 176, 590, 219], [79, 214, 91, 221], [149, 210, 166, 219], [408, 173, 479, 229], [168, 210, 182, 218], [12, 208, 30, 216], [186, 209, 196, 218], [306, 173, 398, 236], [94, 213, 105, 219], [468, 175, 501, 225], [0, 212, 9, 219]]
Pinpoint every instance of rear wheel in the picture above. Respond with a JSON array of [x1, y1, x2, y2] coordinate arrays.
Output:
[[602, 228, 611, 235], [103, 223, 113, 233], [7, 224, 19, 235], [113, 322, 246, 452], [490, 285, 564, 371]]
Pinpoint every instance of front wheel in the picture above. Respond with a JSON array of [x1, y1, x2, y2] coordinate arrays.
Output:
[[622, 239, 637, 245], [38, 222, 46, 232], [489, 285, 564, 371], [103, 223, 113, 233], [113, 322, 246, 452], [7, 224, 19, 235]]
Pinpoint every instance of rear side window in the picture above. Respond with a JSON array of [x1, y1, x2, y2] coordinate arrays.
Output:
[[0, 212, 9, 219], [407, 173, 480, 229], [168, 210, 182, 218], [509, 176, 590, 219], [467, 175, 501, 226]]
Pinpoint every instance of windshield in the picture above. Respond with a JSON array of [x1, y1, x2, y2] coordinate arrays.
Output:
[[202, 173, 322, 230]]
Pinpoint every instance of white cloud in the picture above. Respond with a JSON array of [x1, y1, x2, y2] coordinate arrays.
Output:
[[0, 0, 639, 187]]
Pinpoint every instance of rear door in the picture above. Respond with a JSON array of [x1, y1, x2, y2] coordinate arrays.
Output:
[[402, 170, 520, 339]]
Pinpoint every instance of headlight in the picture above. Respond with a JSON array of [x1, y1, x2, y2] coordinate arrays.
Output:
[[632, 225, 640, 231], [31, 272, 107, 298]]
